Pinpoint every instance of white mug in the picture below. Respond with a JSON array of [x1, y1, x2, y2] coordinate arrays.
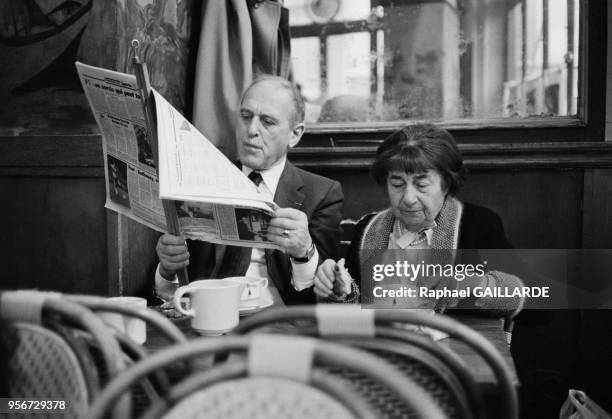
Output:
[[99, 296, 147, 344], [223, 277, 268, 305], [173, 280, 245, 336]]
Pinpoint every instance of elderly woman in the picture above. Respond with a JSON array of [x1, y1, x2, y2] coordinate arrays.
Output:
[[315, 124, 523, 316]]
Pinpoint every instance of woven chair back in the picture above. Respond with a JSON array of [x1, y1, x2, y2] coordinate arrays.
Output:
[[234, 306, 517, 419], [7, 323, 89, 419], [87, 335, 447, 419]]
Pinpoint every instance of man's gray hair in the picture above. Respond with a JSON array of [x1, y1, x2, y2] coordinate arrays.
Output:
[[242, 75, 305, 127]]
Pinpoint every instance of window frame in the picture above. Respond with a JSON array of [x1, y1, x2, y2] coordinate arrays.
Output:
[[292, 0, 606, 148]]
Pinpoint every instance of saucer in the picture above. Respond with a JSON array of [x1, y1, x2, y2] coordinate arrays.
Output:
[[239, 296, 274, 316], [193, 326, 234, 336]]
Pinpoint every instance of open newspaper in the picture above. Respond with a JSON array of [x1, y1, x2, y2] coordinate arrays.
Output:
[[76, 62, 279, 249]]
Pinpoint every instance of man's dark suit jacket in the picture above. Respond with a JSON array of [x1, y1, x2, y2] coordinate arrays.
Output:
[[186, 161, 343, 305]]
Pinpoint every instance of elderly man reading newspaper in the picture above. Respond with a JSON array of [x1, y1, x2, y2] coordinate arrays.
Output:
[[155, 76, 344, 305]]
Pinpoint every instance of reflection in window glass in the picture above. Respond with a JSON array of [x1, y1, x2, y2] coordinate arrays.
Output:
[[571, 0, 579, 115], [326, 32, 370, 98], [506, 3, 523, 84], [285, 0, 318, 26], [321, 32, 371, 122], [332, 0, 371, 22], [286, 0, 580, 124], [285, 0, 370, 25], [291, 37, 321, 122], [548, 3, 568, 68], [525, 0, 544, 78]]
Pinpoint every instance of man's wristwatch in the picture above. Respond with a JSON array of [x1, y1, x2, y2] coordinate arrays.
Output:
[[290, 241, 316, 263]]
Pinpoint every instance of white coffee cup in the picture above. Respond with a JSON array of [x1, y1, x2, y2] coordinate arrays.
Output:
[[99, 296, 147, 344], [223, 277, 268, 305], [173, 280, 245, 336]]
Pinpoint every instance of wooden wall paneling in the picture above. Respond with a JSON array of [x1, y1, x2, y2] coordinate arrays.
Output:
[[0, 135, 609, 295], [315, 167, 584, 249], [317, 170, 389, 220], [106, 213, 159, 299], [291, 142, 612, 171], [460, 169, 584, 249], [125, 218, 161, 299], [105, 212, 161, 299], [105, 208, 163, 299], [581, 168, 612, 248], [0, 176, 107, 294], [0, 135, 103, 169], [105, 211, 127, 296]]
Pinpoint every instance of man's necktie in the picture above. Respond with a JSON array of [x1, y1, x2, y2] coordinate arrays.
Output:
[[248, 171, 263, 187]]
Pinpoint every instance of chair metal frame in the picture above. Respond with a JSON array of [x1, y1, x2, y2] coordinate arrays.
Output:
[[1, 291, 190, 418], [67, 294, 189, 415], [1, 291, 131, 418]]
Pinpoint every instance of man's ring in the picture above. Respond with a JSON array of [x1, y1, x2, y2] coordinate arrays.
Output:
[[282, 229, 290, 238]]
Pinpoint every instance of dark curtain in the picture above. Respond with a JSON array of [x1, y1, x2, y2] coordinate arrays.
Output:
[[192, 0, 291, 160]]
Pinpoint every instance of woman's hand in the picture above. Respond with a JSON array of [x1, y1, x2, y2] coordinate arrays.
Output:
[[315, 258, 353, 299]]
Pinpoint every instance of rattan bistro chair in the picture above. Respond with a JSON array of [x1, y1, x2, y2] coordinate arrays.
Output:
[[45, 317, 103, 399], [0, 290, 130, 418], [67, 294, 190, 414], [66, 295, 187, 346], [233, 305, 518, 419], [234, 306, 477, 418], [5, 322, 90, 418], [88, 335, 447, 419], [67, 294, 188, 387]]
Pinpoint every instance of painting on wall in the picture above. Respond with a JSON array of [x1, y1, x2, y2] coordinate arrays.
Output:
[[0, 0, 96, 135], [0, 0, 196, 136], [116, 0, 194, 114]]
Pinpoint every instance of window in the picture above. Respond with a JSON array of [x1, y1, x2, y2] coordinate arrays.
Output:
[[286, 0, 605, 144]]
